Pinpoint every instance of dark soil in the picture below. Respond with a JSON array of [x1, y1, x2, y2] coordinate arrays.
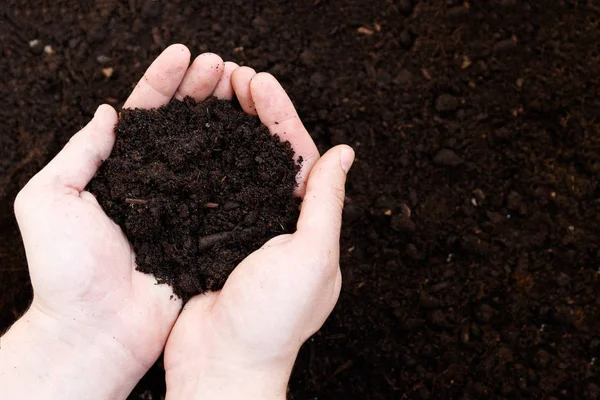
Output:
[[87, 97, 300, 300], [1, 1, 600, 399]]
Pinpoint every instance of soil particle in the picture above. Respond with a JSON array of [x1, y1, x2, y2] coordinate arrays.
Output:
[[533, 349, 551, 369], [433, 148, 464, 166], [434, 93, 459, 112], [585, 383, 600, 400], [493, 38, 518, 54], [447, 5, 469, 19], [395, 68, 413, 86], [390, 214, 416, 233], [141, 0, 161, 19], [475, 303, 494, 323], [399, 30, 415, 49], [397, 0, 413, 14], [471, 188, 486, 205]]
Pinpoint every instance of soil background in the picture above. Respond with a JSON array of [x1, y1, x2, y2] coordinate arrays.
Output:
[[1, 1, 600, 399]]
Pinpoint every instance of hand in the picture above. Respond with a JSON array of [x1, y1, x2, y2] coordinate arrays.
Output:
[[164, 68, 355, 399], [0, 44, 242, 399]]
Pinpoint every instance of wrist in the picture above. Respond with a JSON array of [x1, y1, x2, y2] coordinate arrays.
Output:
[[165, 353, 296, 400], [0, 305, 146, 399]]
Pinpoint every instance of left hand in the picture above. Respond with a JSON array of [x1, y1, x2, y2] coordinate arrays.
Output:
[[0, 44, 236, 399]]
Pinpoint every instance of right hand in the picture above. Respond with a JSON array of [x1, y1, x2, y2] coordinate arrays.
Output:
[[2, 44, 245, 399], [164, 68, 355, 399]]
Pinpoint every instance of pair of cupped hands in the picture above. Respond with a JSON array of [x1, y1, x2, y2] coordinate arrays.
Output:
[[0, 44, 354, 399]]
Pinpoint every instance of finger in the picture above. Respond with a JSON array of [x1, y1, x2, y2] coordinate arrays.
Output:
[[231, 66, 257, 114], [35, 105, 118, 193], [212, 61, 239, 100], [174, 53, 224, 101], [123, 44, 191, 109], [250, 73, 320, 197], [295, 145, 355, 249]]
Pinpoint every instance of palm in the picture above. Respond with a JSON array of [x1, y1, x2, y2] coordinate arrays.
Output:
[[166, 233, 341, 371], [30, 194, 134, 309], [18, 189, 177, 367]]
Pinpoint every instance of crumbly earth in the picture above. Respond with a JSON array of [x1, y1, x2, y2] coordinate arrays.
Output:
[[1, 1, 599, 399], [87, 97, 300, 300]]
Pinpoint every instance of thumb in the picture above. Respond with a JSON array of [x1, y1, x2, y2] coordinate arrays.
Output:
[[35, 104, 117, 192], [295, 145, 355, 248]]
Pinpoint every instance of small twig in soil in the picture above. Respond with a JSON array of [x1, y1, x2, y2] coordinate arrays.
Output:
[[198, 231, 233, 250], [125, 198, 148, 205], [203, 202, 219, 208]]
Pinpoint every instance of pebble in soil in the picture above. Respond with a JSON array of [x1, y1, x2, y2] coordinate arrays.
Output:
[[87, 97, 301, 301]]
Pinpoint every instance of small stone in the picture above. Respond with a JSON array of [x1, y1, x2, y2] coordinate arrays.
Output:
[[101, 67, 114, 78], [400, 203, 411, 218], [44, 45, 55, 55], [433, 149, 464, 167], [435, 94, 459, 112], [96, 55, 112, 64], [472, 189, 486, 205], [391, 215, 416, 233], [29, 39, 43, 54], [494, 38, 517, 54]]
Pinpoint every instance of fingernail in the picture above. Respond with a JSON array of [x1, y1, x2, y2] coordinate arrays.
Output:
[[340, 147, 355, 173]]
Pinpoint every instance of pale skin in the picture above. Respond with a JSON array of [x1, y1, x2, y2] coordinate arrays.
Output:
[[0, 44, 354, 399]]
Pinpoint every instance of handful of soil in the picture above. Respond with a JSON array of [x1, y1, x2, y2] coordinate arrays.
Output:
[[87, 97, 301, 301]]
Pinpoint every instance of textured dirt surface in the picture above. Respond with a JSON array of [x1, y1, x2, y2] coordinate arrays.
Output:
[[1, 1, 600, 399], [87, 97, 300, 300]]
